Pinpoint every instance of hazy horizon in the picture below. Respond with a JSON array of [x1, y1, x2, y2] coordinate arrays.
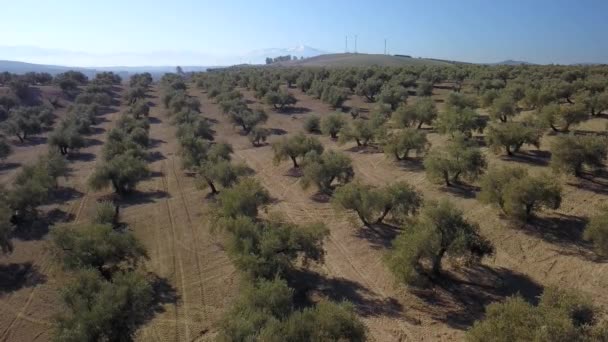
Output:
[[1, 0, 607, 66]]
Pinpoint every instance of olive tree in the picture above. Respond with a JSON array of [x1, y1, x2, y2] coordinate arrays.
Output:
[[49, 124, 86, 155], [356, 77, 383, 102], [478, 166, 562, 221], [467, 287, 606, 342], [539, 102, 588, 132], [393, 97, 438, 129], [584, 208, 608, 257], [264, 90, 297, 110], [0, 201, 14, 254], [214, 178, 271, 219], [54, 269, 153, 342], [435, 107, 485, 137], [51, 223, 147, 279], [0, 136, 12, 162], [196, 160, 251, 195], [489, 94, 518, 122], [220, 215, 328, 279], [424, 135, 486, 186], [332, 181, 422, 226], [485, 122, 542, 156], [386, 200, 493, 284], [338, 118, 384, 147], [229, 108, 268, 134], [378, 84, 408, 110], [383, 128, 429, 160], [321, 86, 348, 109], [2, 106, 53, 142], [550, 134, 607, 177], [321, 112, 347, 139], [303, 115, 321, 133], [301, 150, 354, 194], [272, 132, 324, 168], [89, 153, 149, 195]]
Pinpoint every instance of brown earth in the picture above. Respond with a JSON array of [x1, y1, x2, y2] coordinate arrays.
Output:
[[0, 82, 606, 341]]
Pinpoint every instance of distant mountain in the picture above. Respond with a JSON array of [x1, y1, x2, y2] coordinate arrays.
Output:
[[0, 60, 211, 78], [492, 60, 536, 66], [273, 53, 455, 67]]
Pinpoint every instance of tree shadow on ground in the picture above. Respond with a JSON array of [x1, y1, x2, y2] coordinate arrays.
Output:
[[288, 269, 404, 319], [569, 172, 608, 196], [148, 117, 162, 124], [0, 162, 20, 172], [120, 189, 170, 207], [395, 157, 425, 172], [276, 107, 311, 115], [13, 217, 50, 240], [48, 186, 84, 205], [149, 138, 166, 148], [284, 167, 303, 178], [146, 273, 180, 319], [269, 128, 287, 135], [517, 213, 598, 261], [86, 137, 104, 147], [0, 262, 47, 295], [16, 136, 47, 146], [441, 182, 480, 199], [355, 223, 401, 250], [410, 265, 543, 330], [147, 151, 166, 162], [345, 145, 382, 154], [68, 152, 96, 162], [501, 150, 551, 167], [310, 192, 331, 203]]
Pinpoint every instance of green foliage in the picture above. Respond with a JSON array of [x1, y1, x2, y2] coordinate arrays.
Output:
[[356, 77, 383, 102], [489, 94, 519, 122], [0, 201, 14, 254], [539, 102, 589, 132], [196, 160, 251, 195], [321, 86, 348, 109], [215, 178, 271, 219], [332, 181, 422, 225], [301, 150, 354, 194], [478, 166, 562, 221], [264, 90, 297, 110], [485, 122, 542, 156], [339, 118, 384, 147], [229, 108, 268, 134], [466, 287, 606, 342], [0, 135, 12, 161], [89, 152, 149, 194], [2, 106, 53, 142], [387, 200, 493, 284], [303, 115, 321, 133], [54, 269, 153, 342], [383, 128, 429, 160], [272, 132, 324, 168], [49, 124, 85, 155], [92, 201, 117, 226], [219, 278, 365, 342], [320, 112, 347, 139], [220, 215, 328, 279], [392, 98, 438, 129], [424, 134, 486, 186], [51, 224, 147, 278], [584, 208, 608, 257], [248, 126, 270, 147], [445, 92, 479, 110], [378, 84, 408, 110], [416, 81, 433, 97], [550, 134, 607, 176], [435, 107, 485, 137], [127, 99, 150, 119]]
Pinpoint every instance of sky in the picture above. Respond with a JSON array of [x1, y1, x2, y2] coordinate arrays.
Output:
[[0, 0, 607, 66]]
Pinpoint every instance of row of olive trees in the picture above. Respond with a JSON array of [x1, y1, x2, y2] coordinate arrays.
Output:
[[49, 73, 156, 341], [88, 82, 151, 196]]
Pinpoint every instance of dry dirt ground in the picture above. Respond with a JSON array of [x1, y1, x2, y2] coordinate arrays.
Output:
[[0, 82, 606, 341]]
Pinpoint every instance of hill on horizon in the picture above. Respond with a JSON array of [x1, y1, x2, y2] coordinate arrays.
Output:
[[273, 53, 459, 67]]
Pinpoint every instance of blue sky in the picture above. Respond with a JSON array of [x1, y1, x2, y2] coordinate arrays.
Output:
[[1, 0, 607, 66]]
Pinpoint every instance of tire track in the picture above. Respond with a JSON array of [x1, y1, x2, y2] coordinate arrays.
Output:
[[169, 156, 209, 325], [160, 161, 189, 342]]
